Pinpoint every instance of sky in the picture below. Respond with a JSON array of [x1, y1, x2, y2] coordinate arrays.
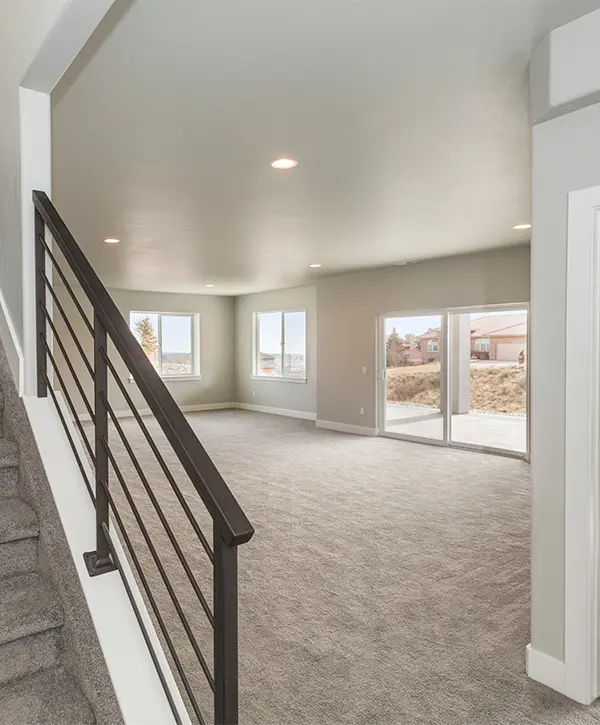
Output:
[[384, 310, 528, 338], [130, 312, 192, 354], [259, 311, 306, 355]]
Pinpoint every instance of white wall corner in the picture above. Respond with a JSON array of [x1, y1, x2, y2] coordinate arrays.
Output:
[[0, 286, 25, 395], [21, 0, 118, 93], [20, 87, 52, 397], [315, 419, 378, 436], [526, 644, 567, 696]]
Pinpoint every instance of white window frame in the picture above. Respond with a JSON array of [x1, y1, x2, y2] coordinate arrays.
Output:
[[474, 337, 490, 352], [253, 309, 307, 383], [427, 339, 439, 353], [129, 311, 201, 381]]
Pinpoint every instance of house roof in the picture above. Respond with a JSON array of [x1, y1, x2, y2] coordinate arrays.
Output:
[[470, 314, 527, 337], [417, 314, 527, 340]]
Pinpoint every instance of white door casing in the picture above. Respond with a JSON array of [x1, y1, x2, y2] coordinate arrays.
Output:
[[564, 185, 600, 704]]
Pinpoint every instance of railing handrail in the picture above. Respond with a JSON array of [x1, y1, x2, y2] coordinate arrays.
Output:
[[33, 190, 254, 547]]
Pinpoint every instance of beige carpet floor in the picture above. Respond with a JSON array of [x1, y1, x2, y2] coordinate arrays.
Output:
[[94, 410, 600, 724]]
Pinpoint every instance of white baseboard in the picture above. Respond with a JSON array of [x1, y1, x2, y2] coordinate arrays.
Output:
[[0, 285, 24, 396], [78, 402, 236, 422], [315, 419, 379, 436], [526, 644, 567, 696], [235, 402, 316, 421]]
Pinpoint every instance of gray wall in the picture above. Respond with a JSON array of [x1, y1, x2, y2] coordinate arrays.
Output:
[[316, 245, 530, 428], [530, 101, 600, 662], [54, 286, 235, 414], [235, 286, 317, 415]]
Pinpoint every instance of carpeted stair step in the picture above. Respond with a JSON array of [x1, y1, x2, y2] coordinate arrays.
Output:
[[0, 439, 19, 498], [0, 667, 95, 725], [0, 386, 4, 437], [0, 498, 38, 578], [0, 572, 64, 685]]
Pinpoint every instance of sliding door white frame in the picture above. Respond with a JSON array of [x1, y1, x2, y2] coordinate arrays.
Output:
[[446, 302, 530, 461], [377, 303, 530, 460], [377, 309, 447, 447]]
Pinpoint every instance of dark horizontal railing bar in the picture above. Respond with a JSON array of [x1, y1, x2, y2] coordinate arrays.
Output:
[[42, 336, 95, 465], [102, 350, 214, 564], [39, 234, 94, 336], [102, 436, 216, 692], [41, 269, 94, 380], [41, 305, 95, 423], [101, 523, 184, 725], [40, 369, 95, 503], [102, 391, 214, 627], [97, 484, 207, 725], [33, 190, 253, 548]]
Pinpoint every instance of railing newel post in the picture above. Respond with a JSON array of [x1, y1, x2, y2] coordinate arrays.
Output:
[[34, 209, 47, 398], [83, 312, 117, 576], [214, 528, 239, 725]]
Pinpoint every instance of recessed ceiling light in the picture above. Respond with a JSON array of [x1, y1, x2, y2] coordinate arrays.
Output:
[[512, 224, 531, 230], [205, 284, 215, 288], [271, 158, 298, 170], [309, 263, 322, 268], [104, 238, 120, 244]]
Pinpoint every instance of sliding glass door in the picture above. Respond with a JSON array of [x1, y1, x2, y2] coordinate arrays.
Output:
[[378, 305, 528, 458], [380, 313, 445, 442]]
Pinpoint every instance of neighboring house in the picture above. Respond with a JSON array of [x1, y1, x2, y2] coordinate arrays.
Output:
[[260, 352, 276, 374], [416, 328, 443, 363], [469, 315, 527, 362], [417, 314, 527, 363]]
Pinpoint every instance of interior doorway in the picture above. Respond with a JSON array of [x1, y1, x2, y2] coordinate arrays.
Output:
[[378, 305, 529, 458]]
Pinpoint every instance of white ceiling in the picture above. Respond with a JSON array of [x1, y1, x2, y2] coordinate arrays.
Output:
[[52, 0, 600, 296]]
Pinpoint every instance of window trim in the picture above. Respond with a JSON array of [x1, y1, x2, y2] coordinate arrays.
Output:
[[129, 310, 201, 380], [253, 308, 307, 382], [427, 339, 439, 353]]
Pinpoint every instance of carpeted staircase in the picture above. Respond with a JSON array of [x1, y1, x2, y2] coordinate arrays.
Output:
[[0, 386, 95, 724]]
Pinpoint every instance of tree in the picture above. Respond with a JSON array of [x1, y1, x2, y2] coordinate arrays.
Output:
[[134, 316, 158, 359], [386, 327, 410, 367], [414, 338, 422, 351]]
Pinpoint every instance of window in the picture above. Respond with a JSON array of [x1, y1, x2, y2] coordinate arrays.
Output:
[[254, 310, 306, 380], [474, 337, 490, 352], [427, 339, 439, 353], [130, 312, 199, 378]]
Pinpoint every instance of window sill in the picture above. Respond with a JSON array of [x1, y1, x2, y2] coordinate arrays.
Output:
[[251, 375, 307, 384], [129, 375, 203, 384]]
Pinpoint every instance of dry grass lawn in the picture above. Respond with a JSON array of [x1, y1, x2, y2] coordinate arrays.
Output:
[[387, 364, 527, 415]]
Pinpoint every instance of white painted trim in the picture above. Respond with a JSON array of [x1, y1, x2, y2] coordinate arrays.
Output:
[[21, 0, 117, 93], [0, 285, 24, 395], [526, 644, 567, 696], [24, 394, 189, 725], [563, 185, 600, 705], [20, 87, 52, 397], [78, 401, 236, 423], [315, 419, 378, 436], [251, 375, 307, 384], [236, 403, 316, 421]]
